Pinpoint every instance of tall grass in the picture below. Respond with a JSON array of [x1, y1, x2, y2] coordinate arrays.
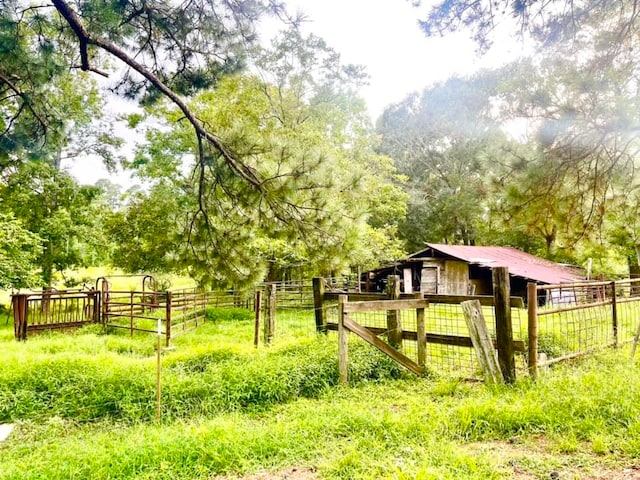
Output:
[[2, 313, 640, 479]]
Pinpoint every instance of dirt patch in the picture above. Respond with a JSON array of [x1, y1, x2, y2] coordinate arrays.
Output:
[[470, 440, 640, 480], [213, 467, 317, 480]]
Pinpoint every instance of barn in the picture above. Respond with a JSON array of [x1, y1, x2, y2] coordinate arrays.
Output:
[[363, 243, 585, 299]]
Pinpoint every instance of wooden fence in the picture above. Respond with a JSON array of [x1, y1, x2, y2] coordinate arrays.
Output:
[[313, 268, 526, 382]]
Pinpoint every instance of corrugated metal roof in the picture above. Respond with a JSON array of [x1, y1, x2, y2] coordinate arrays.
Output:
[[409, 243, 584, 284]]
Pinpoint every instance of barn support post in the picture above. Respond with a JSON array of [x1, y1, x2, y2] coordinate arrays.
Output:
[[527, 282, 539, 379], [312, 277, 326, 333], [386, 275, 403, 349], [493, 267, 515, 383]]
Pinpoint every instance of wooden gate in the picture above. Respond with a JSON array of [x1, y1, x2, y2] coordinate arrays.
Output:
[[336, 294, 429, 382]]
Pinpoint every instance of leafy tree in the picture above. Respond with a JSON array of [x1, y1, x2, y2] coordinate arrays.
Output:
[[378, 74, 511, 250], [0, 161, 105, 286], [0, 213, 41, 289], [415, 0, 634, 53], [105, 183, 183, 275], [1, 0, 288, 226], [121, 31, 407, 287]]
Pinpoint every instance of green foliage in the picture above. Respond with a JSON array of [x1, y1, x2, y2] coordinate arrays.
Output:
[[378, 74, 512, 250], [0, 212, 41, 288], [0, 325, 402, 423], [1, 329, 640, 480], [0, 162, 108, 285], [122, 31, 407, 286]]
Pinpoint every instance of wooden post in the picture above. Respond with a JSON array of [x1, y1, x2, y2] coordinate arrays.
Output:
[[493, 267, 515, 383], [312, 277, 326, 333], [90, 290, 100, 323], [527, 282, 539, 379], [254, 290, 262, 348], [338, 295, 349, 384], [264, 284, 276, 345], [416, 292, 426, 368], [461, 300, 502, 384], [386, 275, 402, 349], [12, 294, 28, 341], [101, 280, 109, 325], [611, 281, 618, 347], [165, 291, 172, 347]]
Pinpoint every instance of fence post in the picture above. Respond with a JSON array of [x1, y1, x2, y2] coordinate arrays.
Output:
[[386, 275, 403, 349], [493, 267, 515, 383], [264, 284, 276, 345], [338, 295, 349, 384], [254, 290, 262, 348], [101, 280, 109, 325], [415, 293, 426, 368], [12, 294, 28, 341], [312, 277, 326, 333], [91, 290, 100, 323], [165, 291, 172, 347], [527, 282, 539, 379], [129, 291, 134, 337], [611, 281, 618, 347]]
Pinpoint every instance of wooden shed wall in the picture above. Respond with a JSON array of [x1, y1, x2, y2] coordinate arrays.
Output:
[[443, 260, 469, 295]]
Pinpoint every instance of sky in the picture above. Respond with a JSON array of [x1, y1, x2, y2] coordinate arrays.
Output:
[[67, 1, 528, 188]]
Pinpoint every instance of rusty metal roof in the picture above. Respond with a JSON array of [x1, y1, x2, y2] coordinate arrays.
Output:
[[408, 243, 584, 284]]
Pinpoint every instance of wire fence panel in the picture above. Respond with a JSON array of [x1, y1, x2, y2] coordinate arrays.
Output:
[[534, 280, 640, 366]]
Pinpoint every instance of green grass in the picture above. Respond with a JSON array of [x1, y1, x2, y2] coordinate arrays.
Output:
[[1, 312, 640, 479]]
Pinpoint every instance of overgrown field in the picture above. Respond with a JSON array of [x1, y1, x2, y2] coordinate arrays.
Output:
[[1, 309, 640, 479]]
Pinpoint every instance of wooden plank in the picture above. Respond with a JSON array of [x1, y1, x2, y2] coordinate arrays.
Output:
[[330, 292, 523, 307], [343, 299, 429, 313], [461, 299, 502, 384], [325, 323, 525, 351], [343, 316, 424, 376], [422, 294, 524, 308], [338, 295, 349, 384], [324, 292, 386, 302]]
